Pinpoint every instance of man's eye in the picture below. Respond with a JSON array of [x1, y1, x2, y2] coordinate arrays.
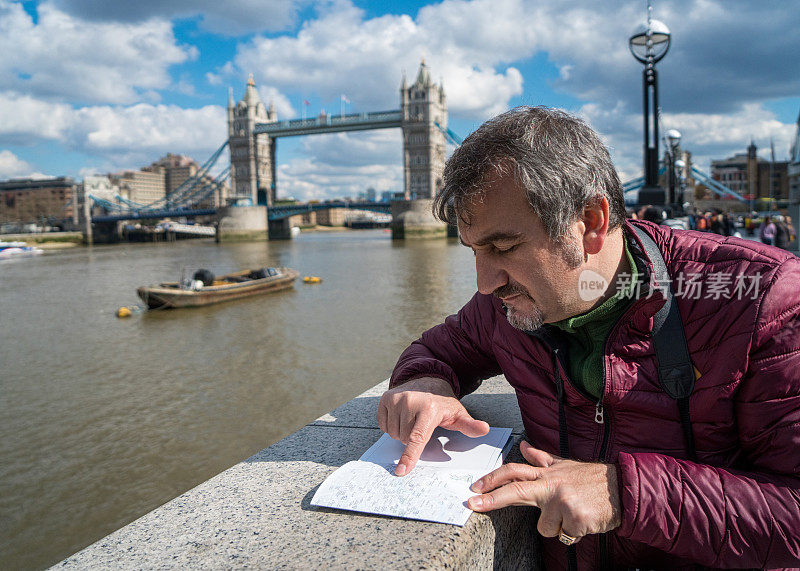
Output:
[[495, 244, 518, 254]]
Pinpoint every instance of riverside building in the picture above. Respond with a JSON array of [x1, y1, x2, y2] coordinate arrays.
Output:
[[0, 177, 76, 227], [711, 141, 790, 201], [105, 154, 228, 209], [790, 112, 800, 202]]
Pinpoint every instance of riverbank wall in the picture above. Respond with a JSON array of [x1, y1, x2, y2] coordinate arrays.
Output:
[[0, 231, 83, 245], [55, 376, 542, 569]]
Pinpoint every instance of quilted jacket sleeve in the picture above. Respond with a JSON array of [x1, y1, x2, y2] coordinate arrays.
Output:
[[616, 256, 800, 568], [390, 292, 502, 397]]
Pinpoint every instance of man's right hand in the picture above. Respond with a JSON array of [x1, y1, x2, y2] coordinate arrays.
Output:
[[377, 377, 490, 476]]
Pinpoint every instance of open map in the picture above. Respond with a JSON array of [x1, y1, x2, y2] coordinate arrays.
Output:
[[310, 427, 513, 526]]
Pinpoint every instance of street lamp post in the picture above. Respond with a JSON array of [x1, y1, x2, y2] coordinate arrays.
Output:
[[666, 128, 681, 209], [675, 158, 686, 207], [629, 3, 671, 204]]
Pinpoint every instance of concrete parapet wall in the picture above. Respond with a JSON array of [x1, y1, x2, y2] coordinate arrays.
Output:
[[55, 377, 541, 570]]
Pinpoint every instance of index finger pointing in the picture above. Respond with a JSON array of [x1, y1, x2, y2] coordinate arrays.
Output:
[[395, 411, 436, 476]]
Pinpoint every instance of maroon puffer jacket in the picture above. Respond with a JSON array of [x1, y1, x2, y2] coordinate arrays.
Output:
[[390, 220, 800, 569]]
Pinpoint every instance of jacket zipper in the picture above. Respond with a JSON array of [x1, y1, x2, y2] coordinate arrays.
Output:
[[547, 329, 625, 570], [597, 235, 661, 570], [597, 396, 611, 570], [595, 276, 658, 568], [595, 401, 604, 424], [595, 301, 635, 570]]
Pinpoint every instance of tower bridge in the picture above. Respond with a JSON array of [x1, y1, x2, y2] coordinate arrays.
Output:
[[227, 61, 448, 208], [84, 61, 450, 242]]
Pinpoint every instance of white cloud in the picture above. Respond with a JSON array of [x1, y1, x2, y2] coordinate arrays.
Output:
[[0, 1, 194, 104], [206, 72, 223, 86], [231, 0, 528, 118], [661, 104, 796, 168], [50, 0, 306, 36], [175, 76, 198, 97], [73, 104, 227, 155], [0, 150, 48, 179], [1, 0, 797, 199], [78, 165, 114, 179], [0, 94, 75, 143], [278, 158, 403, 202], [231, 0, 798, 121], [257, 86, 295, 118], [299, 130, 402, 168], [580, 101, 797, 183], [663, 105, 794, 151], [275, 130, 404, 201], [0, 93, 227, 173]]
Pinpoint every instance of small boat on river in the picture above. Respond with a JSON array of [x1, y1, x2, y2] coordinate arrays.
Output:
[[0, 241, 43, 260], [137, 267, 299, 309]]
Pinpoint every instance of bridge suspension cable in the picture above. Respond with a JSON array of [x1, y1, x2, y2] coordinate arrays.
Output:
[[622, 165, 746, 206], [90, 141, 230, 214], [435, 122, 463, 146], [689, 166, 747, 203], [91, 168, 229, 215]]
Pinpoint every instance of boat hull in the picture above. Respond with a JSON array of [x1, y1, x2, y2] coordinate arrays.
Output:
[[137, 268, 299, 309], [0, 241, 43, 259]]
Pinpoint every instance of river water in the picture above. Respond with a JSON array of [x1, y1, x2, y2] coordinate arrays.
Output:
[[0, 230, 477, 569]]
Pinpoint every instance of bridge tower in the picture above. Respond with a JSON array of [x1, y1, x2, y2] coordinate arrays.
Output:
[[400, 61, 447, 199], [228, 75, 277, 206]]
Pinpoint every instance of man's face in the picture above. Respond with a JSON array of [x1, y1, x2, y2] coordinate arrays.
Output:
[[458, 174, 585, 331]]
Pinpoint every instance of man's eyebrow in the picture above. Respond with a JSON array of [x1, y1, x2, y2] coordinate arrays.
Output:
[[460, 231, 523, 248]]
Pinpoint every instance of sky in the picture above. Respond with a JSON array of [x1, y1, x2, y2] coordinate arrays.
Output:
[[0, 0, 798, 201]]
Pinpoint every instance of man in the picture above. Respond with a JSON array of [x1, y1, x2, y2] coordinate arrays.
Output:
[[760, 215, 777, 245], [378, 107, 800, 569], [774, 215, 790, 250]]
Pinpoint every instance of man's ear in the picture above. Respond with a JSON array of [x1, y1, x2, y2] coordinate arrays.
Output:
[[582, 197, 610, 255]]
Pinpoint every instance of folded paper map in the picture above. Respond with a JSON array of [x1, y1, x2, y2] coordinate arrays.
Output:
[[310, 426, 513, 526]]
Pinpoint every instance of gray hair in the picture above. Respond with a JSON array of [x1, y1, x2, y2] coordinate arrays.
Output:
[[434, 106, 626, 241]]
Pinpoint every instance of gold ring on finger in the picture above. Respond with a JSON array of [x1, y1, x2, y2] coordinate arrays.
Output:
[[558, 529, 578, 546]]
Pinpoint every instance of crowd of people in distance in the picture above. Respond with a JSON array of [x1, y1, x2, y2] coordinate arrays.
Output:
[[755, 214, 796, 248], [628, 206, 797, 251]]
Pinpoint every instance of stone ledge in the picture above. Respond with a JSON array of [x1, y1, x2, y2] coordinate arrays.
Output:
[[55, 376, 540, 569], [313, 377, 525, 435]]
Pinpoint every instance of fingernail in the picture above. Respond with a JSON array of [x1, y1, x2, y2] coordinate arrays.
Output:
[[468, 496, 483, 509], [395, 463, 407, 476], [471, 480, 483, 493]]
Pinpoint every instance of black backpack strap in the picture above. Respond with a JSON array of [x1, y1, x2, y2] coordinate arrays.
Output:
[[630, 225, 698, 461]]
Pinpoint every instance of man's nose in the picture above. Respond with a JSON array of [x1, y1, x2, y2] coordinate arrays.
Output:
[[475, 254, 508, 295]]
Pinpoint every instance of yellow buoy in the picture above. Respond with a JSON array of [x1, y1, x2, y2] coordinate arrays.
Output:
[[117, 307, 132, 318], [303, 276, 322, 284]]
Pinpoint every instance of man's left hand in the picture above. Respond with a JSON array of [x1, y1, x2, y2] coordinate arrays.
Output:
[[467, 441, 622, 542]]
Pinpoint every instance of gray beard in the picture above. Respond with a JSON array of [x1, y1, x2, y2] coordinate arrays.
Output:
[[497, 237, 580, 332], [505, 303, 544, 332]]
